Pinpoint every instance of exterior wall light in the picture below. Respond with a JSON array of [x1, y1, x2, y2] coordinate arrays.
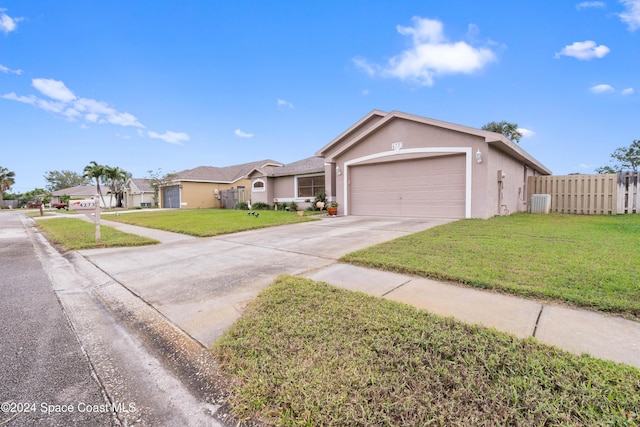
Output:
[[475, 149, 483, 164], [336, 166, 342, 175]]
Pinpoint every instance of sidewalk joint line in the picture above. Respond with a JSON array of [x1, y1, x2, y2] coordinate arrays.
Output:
[[382, 279, 413, 297], [532, 305, 544, 337]]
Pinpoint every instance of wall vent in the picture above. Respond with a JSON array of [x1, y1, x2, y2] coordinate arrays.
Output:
[[530, 194, 551, 214]]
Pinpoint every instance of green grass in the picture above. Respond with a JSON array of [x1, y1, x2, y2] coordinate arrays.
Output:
[[36, 218, 159, 250], [214, 276, 640, 426], [341, 213, 640, 319], [105, 209, 318, 237]]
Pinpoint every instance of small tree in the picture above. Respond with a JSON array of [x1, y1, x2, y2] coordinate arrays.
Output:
[[0, 166, 16, 207], [595, 140, 640, 173], [482, 120, 523, 144], [146, 168, 177, 207], [43, 169, 91, 191]]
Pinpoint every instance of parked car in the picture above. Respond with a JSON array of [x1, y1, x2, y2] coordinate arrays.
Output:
[[25, 200, 42, 208], [51, 202, 68, 210]]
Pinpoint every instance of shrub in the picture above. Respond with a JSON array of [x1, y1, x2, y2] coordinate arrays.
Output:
[[252, 202, 270, 210], [235, 201, 249, 210]]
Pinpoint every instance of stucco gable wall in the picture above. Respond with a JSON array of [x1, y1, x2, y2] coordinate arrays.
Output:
[[331, 118, 484, 164]]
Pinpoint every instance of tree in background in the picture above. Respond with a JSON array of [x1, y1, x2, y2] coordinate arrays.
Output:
[[104, 166, 131, 208], [481, 121, 523, 144], [595, 140, 640, 174], [0, 166, 16, 207], [83, 161, 107, 207], [18, 188, 50, 206], [146, 168, 177, 207], [44, 169, 91, 192]]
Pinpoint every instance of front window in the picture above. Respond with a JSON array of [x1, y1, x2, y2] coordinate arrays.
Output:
[[297, 175, 325, 198], [252, 179, 265, 192]]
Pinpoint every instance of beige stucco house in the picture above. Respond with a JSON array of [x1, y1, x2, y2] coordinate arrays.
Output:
[[250, 110, 551, 219], [123, 178, 155, 208], [159, 159, 282, 209]]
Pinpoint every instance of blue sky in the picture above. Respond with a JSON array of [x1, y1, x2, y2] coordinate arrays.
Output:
[[1, 1, 639, 192]]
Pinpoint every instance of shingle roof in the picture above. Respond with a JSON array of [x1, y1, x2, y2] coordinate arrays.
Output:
[[129, 178, 154, 192], [265, 156, 325, 177], [51, 185, 109, 197], [174, 159, 282, 182]]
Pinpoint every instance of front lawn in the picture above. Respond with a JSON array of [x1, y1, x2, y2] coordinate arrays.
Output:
[[341, 214, 640, 319], [106, 209, 318, 237], [36, 218, 159, 250], [214, 276, 640, 426]]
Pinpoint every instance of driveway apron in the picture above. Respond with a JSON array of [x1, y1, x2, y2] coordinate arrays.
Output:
[[79, 216, 454, 347]]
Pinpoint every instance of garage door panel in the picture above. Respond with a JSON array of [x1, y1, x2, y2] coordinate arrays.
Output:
[[349, 155, 465, 218]]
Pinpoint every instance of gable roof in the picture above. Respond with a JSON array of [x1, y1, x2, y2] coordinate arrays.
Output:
[[127, 178, 154, 193], [264, 156, 325, 177], [51, 185, 109, 197], [173, 159, 283, 183], [317, 110, 551, 175]]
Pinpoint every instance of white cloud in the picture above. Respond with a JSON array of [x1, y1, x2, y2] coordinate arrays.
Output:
[[622, 87, 635, 95], [32, 78, 77, 102], [590, 84, 615, 93], [579, 163, 591, 170], [354, 17, 496, 87], [518, 128, 536, 138], [619, 0, 640, 31], [352, 57, 376, 76], [3, 78, 145, 128], [555, 40, 610, 60], [0, 64, 22, 75], [277, 99, 294, 108], [0, 10, 22, 34], [576, 1, 605, 9], [147, 130, 190, 145], [234, 129, 254, 138]]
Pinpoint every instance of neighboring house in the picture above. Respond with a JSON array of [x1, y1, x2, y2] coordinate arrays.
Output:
[[249, 110, 551, 219], [159, 159, 283, 209], [123, 178, 155, 208], [248, 156, 326, 211], [50, 185, 116, 208]]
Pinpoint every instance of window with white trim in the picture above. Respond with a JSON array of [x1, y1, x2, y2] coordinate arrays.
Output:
[[297, 175, 325, 198], [252, 179, 265, 192]]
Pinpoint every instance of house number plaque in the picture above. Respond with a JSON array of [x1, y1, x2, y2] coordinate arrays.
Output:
[[391, 141, 403, 151]]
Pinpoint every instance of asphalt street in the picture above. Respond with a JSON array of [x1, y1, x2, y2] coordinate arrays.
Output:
[[0, 212, 111, 426], [1, 212, 227, 426]]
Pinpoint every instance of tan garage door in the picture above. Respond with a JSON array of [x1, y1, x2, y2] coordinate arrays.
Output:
[[349, 155, 466, 218]]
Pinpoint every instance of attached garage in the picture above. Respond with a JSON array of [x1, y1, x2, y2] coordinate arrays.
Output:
[[316, 110, 552, 219], [349, 155, 466, 218], [162, 185, 180, 208]]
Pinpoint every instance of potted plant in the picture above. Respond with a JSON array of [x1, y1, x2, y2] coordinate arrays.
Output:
[[327, 201, 338, 216]]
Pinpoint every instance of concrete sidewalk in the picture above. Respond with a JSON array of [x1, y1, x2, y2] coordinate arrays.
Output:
[[303, 263, 640, 368]]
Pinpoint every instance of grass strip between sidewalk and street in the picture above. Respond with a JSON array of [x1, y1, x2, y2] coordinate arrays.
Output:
[[341, 213, 640, 319], [214, 275, 640, 426], [106, 209, 318, 237], [36, 217, 159, 250]]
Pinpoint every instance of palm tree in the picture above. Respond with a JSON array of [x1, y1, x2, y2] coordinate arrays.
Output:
[[104, 166, 130, 208], [83, 161, 107, 207], [0, 166, 16, 207]]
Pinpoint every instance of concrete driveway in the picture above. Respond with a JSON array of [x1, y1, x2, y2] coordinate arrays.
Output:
[[80, 216, 454, 347]]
